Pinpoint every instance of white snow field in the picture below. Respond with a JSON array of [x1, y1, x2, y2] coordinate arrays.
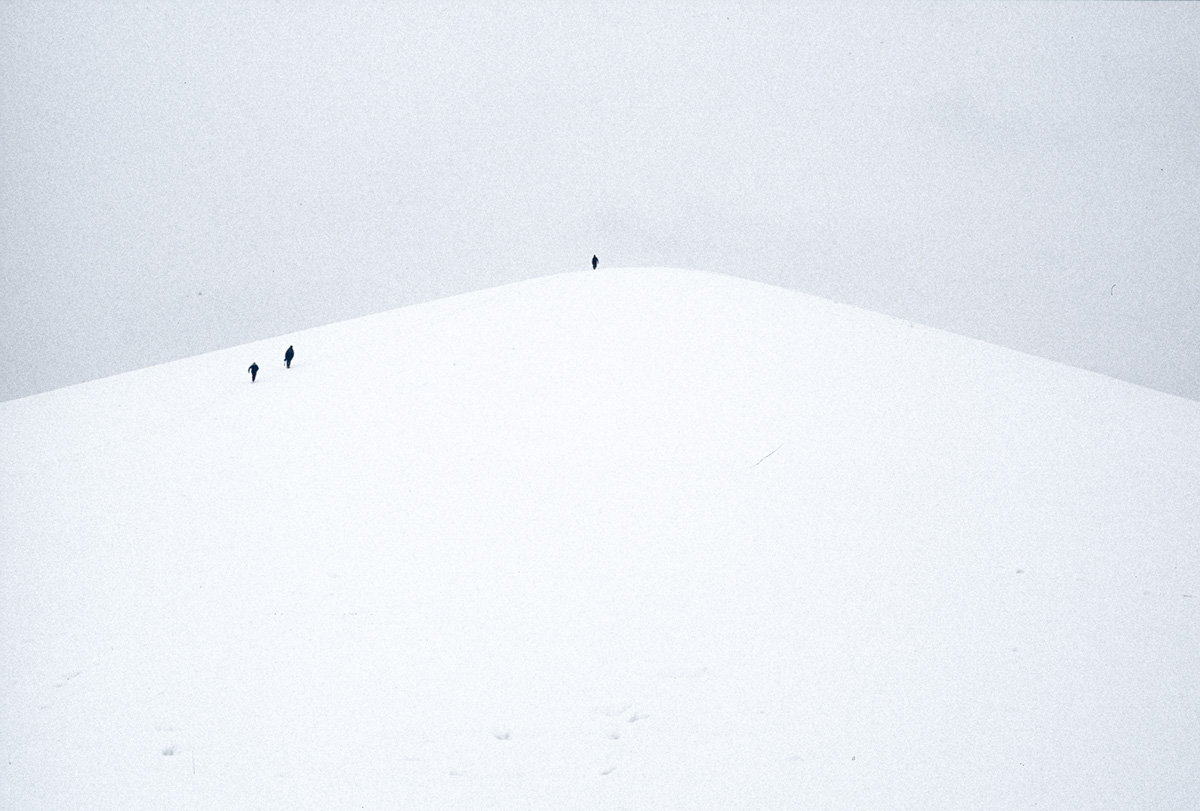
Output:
[[2, 267, 1198, 809]]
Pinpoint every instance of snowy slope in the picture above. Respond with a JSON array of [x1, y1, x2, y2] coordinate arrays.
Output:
[[2, 267, 1198, 809]]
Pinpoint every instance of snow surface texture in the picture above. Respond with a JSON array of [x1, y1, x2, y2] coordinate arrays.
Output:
[[2, 268, 1198, 809]]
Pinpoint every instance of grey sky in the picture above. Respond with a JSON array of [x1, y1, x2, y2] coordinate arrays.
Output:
[[2, 1, 1197, 403]]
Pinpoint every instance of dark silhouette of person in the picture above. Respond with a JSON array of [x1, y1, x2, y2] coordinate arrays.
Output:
[[284, 345, 294, 369], [592, 255, 598, 270], [248, 362, 259, 382]]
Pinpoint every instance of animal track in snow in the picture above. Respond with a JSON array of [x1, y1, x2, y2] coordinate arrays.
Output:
[[627, 712, 649, 723]]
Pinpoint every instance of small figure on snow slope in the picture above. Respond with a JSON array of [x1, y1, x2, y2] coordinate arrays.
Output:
[[284, 345, 294, 369], [248, 362, 259, 382]]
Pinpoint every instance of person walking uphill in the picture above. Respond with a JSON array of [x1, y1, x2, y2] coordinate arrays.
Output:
[[248, 362, 259, 382], [284, 345, 294, 369], [592, 255, 598, 270]]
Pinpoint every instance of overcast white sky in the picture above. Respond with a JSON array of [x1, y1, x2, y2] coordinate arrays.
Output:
[[2, 1, 1197, 403]]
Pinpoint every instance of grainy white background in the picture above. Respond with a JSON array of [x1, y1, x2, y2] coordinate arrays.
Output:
[[2, 1, 1197, 402]]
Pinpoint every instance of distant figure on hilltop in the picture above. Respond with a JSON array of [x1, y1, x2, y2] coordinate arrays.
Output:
[[592, 255, 598, 270], [284, 345, 294, 369], [248, 362, 259, 383]]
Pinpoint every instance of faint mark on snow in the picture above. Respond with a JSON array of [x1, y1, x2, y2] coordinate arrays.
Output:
[[750, 442, 785, 469], [1015, 569, 1024, 574], [601, 766, 616, 776], [607, 730, 621, 740], [1183, 594, 1196, 599], [54, 670, 82, 687], [492, 728, 512, 741], [627, 712, 649, 724], [597, 703, 632, 718], [161, 746, 175, 757]]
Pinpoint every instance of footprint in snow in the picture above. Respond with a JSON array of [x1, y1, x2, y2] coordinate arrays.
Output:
[[627, 712, 649, 723], [54, 670, 82, 687]]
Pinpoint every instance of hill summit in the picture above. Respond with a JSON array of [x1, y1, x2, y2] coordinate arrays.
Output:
[[3, 267, 1198, 809]]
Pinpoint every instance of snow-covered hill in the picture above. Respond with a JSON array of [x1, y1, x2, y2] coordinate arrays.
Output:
[[3, 268, 1198, 809]]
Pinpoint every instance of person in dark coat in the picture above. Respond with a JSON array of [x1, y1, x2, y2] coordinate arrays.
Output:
[[248, 362, 259, 382], [592, 255, 598, 269], [284, 345, 294, 369]]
